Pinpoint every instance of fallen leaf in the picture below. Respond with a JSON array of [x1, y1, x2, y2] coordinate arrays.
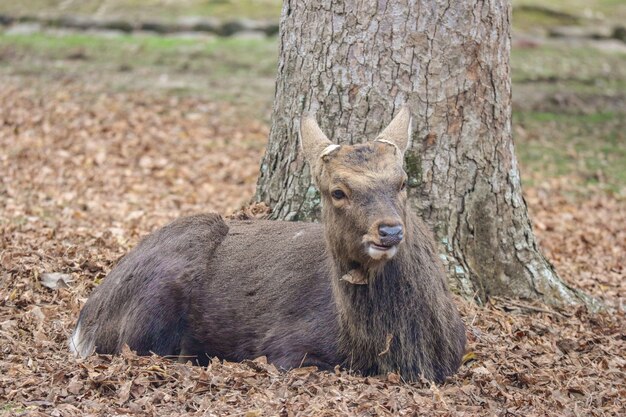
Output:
[[40, 273, 73, 290], [341, 268, 368, 285], [387, 372, 401, 384]]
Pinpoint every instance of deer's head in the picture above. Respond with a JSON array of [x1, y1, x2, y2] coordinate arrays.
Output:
[[301, 107, 412, 268]]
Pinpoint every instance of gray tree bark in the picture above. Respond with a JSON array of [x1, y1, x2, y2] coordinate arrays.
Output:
[[256, 0, 594, 308]]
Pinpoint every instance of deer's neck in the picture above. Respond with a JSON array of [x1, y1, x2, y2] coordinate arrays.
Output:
[[328, 214, 437, 377]]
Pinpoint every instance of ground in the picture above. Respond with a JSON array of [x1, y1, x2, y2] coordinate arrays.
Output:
[[1, 2, 625, 416]]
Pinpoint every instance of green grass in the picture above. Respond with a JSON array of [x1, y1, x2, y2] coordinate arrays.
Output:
[[525, 111, 616, 123], [512, 6, 581, 32], [0, 31, 278, 81], [512, 45, 626, 86], [509, 28, 626, 197], [514, 111, 626, 194], [0, 31, 278, 119], [0, 31, 276, 62], [0, 0, 283, 21], [513, 0, 626, 26]]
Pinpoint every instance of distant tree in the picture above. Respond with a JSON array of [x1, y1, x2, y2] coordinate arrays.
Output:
[[255, 0, 592, 307]]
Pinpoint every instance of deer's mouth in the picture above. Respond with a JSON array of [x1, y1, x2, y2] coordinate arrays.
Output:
[[367, 242, 398, 260], [370, 242, 393, 251]]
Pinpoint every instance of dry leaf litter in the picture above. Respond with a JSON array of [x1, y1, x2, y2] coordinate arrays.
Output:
[[1, 86, 624, 416]]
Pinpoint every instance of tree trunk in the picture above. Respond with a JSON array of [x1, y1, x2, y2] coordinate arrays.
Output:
[[256, 0, 594, 308]]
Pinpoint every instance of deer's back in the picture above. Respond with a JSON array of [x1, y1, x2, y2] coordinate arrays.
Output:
[[184, 219, 340, 369], [72, 214, 341, 369]]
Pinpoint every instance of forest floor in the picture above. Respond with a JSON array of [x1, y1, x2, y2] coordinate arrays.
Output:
[[1, 2, 625, 416]]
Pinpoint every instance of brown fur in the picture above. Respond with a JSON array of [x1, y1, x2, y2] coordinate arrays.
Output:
[[70, 108, 466, 383]]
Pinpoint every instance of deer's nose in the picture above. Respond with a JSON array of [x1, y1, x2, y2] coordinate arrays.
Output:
[[378, 224, 404, 246]]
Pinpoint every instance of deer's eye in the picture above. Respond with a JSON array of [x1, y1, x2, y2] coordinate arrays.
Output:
[[331, 189, 346, 200]]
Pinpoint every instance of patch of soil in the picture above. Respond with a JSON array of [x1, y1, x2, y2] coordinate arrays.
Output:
[[1, 84, 624, 416]]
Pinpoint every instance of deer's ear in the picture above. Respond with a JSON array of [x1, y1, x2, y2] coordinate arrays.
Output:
[[299, 116, 337, 170], [375, 106, 412, 155]]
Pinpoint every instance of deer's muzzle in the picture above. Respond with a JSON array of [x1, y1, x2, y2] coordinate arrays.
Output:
[[365, 222, 404, 261]]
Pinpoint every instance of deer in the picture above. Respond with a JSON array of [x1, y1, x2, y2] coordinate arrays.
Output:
[[69, 107, 466, 383]]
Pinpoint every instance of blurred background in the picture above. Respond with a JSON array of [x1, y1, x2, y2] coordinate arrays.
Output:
[[1, 0, 624, 198]]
